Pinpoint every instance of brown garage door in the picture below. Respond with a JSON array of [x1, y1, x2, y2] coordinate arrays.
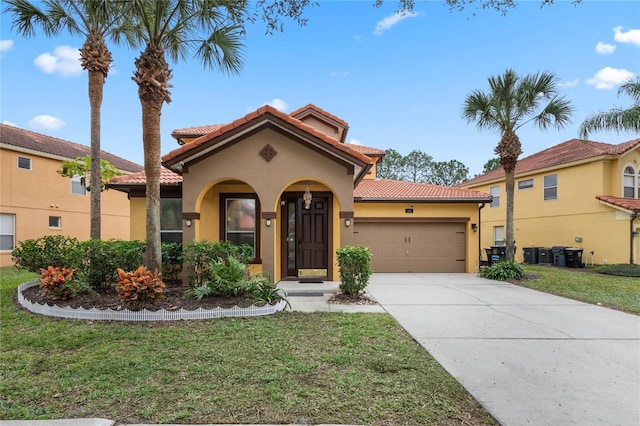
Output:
[[353, 221, 466, 272]]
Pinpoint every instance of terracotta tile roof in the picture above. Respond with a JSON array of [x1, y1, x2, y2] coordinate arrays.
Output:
[[0, 123, 143, 173], [289, 103, 349, 128], [108, 168, 182, 186], [355, 179, 492, 202], [462, 138, 640, 187], [171, 124, 225, 140], [161, 105, 371, 167], [596, 195, 640, 212], [348, 144, 386, 157]]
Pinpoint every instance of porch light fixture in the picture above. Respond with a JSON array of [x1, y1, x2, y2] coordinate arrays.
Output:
[[344, 218, 351, 228], [185, 219, 192, 228], [265, 218, 272, 227], [471, 223, 478, 232], [303, 186, 312, 209]]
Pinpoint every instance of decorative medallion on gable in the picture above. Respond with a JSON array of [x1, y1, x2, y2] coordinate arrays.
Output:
[[260, 144, 277, 162]]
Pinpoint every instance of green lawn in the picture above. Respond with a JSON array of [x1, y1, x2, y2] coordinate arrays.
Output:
[[519, 265, 640, 315], [0, 267, 496, 425]]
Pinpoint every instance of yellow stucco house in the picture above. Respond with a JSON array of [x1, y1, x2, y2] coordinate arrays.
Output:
[[0, 124, 143, 267], [461, 138, 640, 266], [109, 104, 492, 282]]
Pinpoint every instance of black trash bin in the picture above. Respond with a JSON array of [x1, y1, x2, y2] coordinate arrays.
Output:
[[565, 248, 584, 268], [552, 246, 568, 267], [538, 248, 553, 265], [523, 247, 539, 265]]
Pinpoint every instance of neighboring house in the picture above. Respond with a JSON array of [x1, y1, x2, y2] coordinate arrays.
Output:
[[461, 138, 640, 265], [108, 104, 491, 282], [0, 124, 143, 267]]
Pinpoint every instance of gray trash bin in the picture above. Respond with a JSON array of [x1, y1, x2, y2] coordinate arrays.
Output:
[[565, 248, 584, 268], [523, 247, 539, 265], [552, 246, 567, 267]]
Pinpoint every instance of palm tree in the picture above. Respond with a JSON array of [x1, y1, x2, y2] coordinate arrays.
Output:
[[463, 69, 574, 261], [127, 0, 245, 272], [4, 0, 133, 240], [579, 77, 640, 139]]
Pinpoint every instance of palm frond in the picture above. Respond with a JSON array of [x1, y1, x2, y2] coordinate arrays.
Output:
[[579, 106, 640, 139]]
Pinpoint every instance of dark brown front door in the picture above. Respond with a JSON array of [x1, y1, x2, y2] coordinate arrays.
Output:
[[281, 193, 329, 278]]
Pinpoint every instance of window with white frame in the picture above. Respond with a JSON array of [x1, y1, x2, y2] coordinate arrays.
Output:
[[0, 214, 15, 251], [493, 226, 505, 246], [71, 175, 87, 195], [543, 174, 557, 200], [49, 216, 61, 228], [222, 194, 259, 258], [490, 185, 500, 207], [161, 198, 182, 244], [518, 179, 534, 190], [17, 156, 31, 170], [623, 166, 636, 198]]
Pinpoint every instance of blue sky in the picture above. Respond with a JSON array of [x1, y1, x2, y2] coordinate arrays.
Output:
[[1, 0, 639, 176]]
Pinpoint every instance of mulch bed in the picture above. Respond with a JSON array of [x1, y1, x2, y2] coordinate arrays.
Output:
[[20, 283, 268, 312]]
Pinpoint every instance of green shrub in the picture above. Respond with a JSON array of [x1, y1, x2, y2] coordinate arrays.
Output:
[[183, 241, 254, 287], [161, 242, 183, 282], [336, 245, 372, 296], [70, 239, 146, 291], [595, 263, 640, 277], [479, 261, 526, 281], [11, 235, 78, 272]]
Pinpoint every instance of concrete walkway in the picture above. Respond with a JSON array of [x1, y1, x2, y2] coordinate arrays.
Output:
[[366, 273, 640, 426]]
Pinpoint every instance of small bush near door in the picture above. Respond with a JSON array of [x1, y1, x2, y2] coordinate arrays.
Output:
[[479, 261, 526, 281], [337, 245, 372, 296]]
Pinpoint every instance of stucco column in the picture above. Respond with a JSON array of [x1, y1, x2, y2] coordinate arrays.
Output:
[[261, 212, 277, 283]]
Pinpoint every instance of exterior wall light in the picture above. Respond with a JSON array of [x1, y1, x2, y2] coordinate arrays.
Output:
[[265, 218, 272, 227], [185, 219, 192, 228], [471, 223, 478, 232], [345, 218, 351, 228], [303, 186, 312, 209]]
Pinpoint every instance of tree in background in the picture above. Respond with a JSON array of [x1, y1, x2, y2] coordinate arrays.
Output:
[[5, 0, 134, 240], [463, 69, 574, 261], [482, 157, 501, 173], [579, 77, 640, 139], [58, 155, 122, 191], [430, 160, 469, 186], [376, 148, 405, 180], [403, 150, 433, 183]]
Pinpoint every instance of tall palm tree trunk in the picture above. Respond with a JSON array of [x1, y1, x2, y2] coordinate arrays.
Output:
[[504, 169, 516, 261], [497, 130, 522, 262], [88, 69, 104, 240]]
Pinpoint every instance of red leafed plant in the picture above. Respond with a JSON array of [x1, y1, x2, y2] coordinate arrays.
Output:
[[116, 266, 166, 308], [39, 266, 79, 300]]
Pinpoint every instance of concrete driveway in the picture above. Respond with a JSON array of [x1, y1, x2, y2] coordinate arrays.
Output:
[[366, 273, 640, 426]]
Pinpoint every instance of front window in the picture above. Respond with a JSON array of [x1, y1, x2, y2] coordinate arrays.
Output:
[[490, 186, 500, 207], [71, 175, 86, 195], [623, 166, 636, 198], [493, 226, 504, 246], [518, 179, 533, 190], [222, 194, 259, 258], [161, 198, 182, 244], [543, 174, 557, 200], [0, 214, 15, 251]]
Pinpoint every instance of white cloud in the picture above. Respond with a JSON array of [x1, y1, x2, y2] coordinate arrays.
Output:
[[559, 79, 579, 88], [595, 42, 616, 55], [347, 138, 362, 145], [34, 45, 82, 76], [0, 40, 14, 53], [613, 26, 640, 46], [374, 11, 419, 36], [330, 70, 351, 77], [29, 115, 65, 130], [2, 120, 18, 127], [586, 67, 636, 89], [265, 98, 288, 112]]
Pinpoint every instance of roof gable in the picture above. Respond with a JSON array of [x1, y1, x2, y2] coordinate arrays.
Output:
[[462, 138, 640, 187], [161, 105, 371, 182], [0, 123, 143, 172]]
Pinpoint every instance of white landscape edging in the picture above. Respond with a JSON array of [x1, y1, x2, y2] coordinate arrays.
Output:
[[17, 281, 286, 321]]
